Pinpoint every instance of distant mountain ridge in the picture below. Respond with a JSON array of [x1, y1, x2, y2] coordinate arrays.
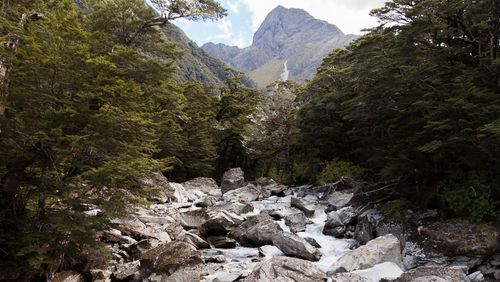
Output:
[[202, 6, 358, 87]]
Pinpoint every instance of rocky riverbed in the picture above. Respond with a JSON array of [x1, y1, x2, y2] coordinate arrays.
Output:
[[52, 168, 499, 282]]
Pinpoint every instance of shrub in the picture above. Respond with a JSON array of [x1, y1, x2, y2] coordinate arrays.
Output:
[[319, 159, 364, 182]]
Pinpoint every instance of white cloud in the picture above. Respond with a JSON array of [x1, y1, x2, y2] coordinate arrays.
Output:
[[226, 0, 241, 14], [239, 0, 386, 35], [208, 18, 250, 47]]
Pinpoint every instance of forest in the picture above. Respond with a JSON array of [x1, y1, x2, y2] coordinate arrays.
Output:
[[0, 0, 498, 280]]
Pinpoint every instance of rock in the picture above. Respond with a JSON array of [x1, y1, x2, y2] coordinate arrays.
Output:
[[140, 241, 203, 275], [90, 269, 112, 282], [323, 211, 346, 237], [212, 272, 242, 282], [139, 172, 172, 203], [221, 168, 245, 194], [329, 234, 402, 273], [124, 239, 160, 258], [223, 184, 261, 203], [290, 197, 318, 217], [182, 177, 221, 197], [102, 229, 137, 244], [178, 209, 209, 230], [354, 209, 382, 245], [303, 237, 321, 248], [351, 262, 403, 282], [170, 182, 202, 203], [220, 201, 254, 215], [112, 261, 140, 280], [243, 256, 327, 282], [285, 212, 308, 233], [326, 192, 354, 210], [51, 271, 85, 282], [392, 266, 470, 282], [231, 213, 283, 246], [178, 230, 210, 249], [200, 209, 245, 236], [467, 271, 484, 282], [208, 236, 238, 248], [258, 245, 284, 257], [494, 270, 500, 280], [419, 219, 497, 259], [329, 273, 368, 282], [269, 207, 302, 220], [253, 177, 287, 197], [336, 206, 356, 225], [272, 232, 322, 261]]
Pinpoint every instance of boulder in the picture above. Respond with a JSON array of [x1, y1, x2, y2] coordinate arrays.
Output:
[[51, 271, 85, 282], [124, 239, 160, 259], [326, 191, 354, 210], [419, 219, 497, 259], [90, 269, 112, 282], [329, 273, 368, 282], [323, 211, 346, 237], [200, 209, 245, 236], [102, 229, 137, 244], [219, 201, 254, 215], [221, 168, 245, 194], [354, 209, 382, 245], [304, 237, 321, 248], [223, 184, 261, 203], [290, 197, 317, 217], [284, 212, 308, 233], [170, 182, 203, 203], [337, 206, 356, 225], [269, 207, 302, 220], [272, 232, 322, 261], [329, 234, 402, 273], [258, 245, 284, 257], [181, 177, 221, 197], [178, 230, 210, 249], [140, 241, 203, 275], [178, 209, 209, 230], [231, 213, 283, 246], [112, 261, 140, 280], [392, 266, 470, 282], [351, 262, 403, 282], [243, 256, 327, 282], [139, 172, 172, 203], [208, 236, 238, 248], [253, 177, 287, 197]]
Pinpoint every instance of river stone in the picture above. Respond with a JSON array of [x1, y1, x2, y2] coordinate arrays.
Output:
[[52, 271, 85, 282], [220, 201, 254, 214], [124, 238, 161, 258], [140, 241, 203, 275], [181, 177, 221, 197], [391, 266, 470, 282], [326, 191, 354, 210], [290, 197, 317, 217], [285, 212, 308, 233], [243, 256, 327, 282], [112, 261, 140, 280], [352, 262, 403, 282], [223, 184, 261, 203], [272, 232, 322, 261], [221, 168, 245, 194], [179, 209, 209, 230], [208, 236, 238, 248], [231, 213, 283, 246], [258, 245, 284, 257], [304, 237, 321, 248], [337, 206, 356, 225], [329, 234, 402, 273], [323, 211, 345, 237], [200, 209, 245, 236], [253, 177, 287, 197], [329, 273, 368, 282], [178, 230, 210, 249], [269, 207, 302, 220]]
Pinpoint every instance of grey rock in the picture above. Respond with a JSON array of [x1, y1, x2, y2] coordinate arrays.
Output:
[[258, 245, 284, 257], [284, 212, 308, 233], [208, 236, 238, 248], [221, 168, 245, 194], [112, 261, 140, 281], [351, 262, 403, 281], [326, 191, 354, 210], [304, 237, 321, 248], [140, 241, 203, 275], [269, 207, 302, 220], [51, 271, 85, 282], [272, 232, 322, 261], [290, 197, 317, 217], [223, 184, 261, 203], [231, 213, 283, 246], [467, 271, 484, 282], [243, 256, 327, 282], [219, 201, 254, 215], [323, 211, 345, 237], [200, 208, 245, 236], [329, 273, 368, 282], [178, 231, 210, 249], [337, 206, 356, 225], [329, 234, 402, 273]]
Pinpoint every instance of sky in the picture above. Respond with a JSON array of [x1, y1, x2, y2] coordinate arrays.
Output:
[[174, 0, 387, 48]]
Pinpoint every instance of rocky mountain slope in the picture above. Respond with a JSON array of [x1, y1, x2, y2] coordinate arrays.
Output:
[[162, 23, 255, 90], [202, 6, 358, 87]]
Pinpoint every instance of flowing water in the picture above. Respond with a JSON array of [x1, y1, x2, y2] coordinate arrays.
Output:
[[280, 60, 290, 81]]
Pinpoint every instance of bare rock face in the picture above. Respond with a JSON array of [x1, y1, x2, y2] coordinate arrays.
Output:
[[329, 234, 403, 273], [243, 256, 327, 282], [231, 213, 283, 247], [221, 168, 245, 194], [140, 241, 203, 276], [272, 232, 322, 262]]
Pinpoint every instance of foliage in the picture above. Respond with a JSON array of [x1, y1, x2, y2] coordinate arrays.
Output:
[[292, 0, 500, 218], [439, 170, 497, 222], [319, 159, 365, 183]]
